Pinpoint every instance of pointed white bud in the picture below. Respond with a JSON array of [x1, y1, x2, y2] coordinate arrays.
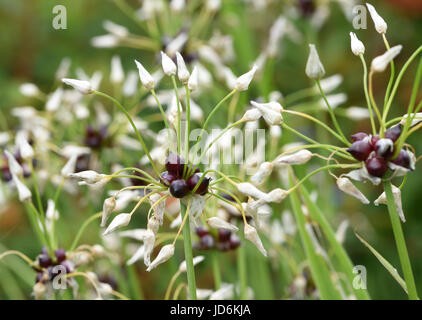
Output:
[[244, 224, 267, 257], [237, 182, 267, 200], [306, 44, 325, 79], [188, 66, 199, 91], [61, 156, 78, 178], [16, 133, 34, 160], [235, 64, 258, 91], [127, 245, 145, 265], [20, 83, 40, 97], [335, 220, 349, 244], [350, 32, 365, 56], [69, 170, 110, 184], [178, 256, 204, 272], [123, 71, 139, 97], [33, 282, 46, 300], [143, 229, 156, 267], [371, 45, 402, 73], [374, 185, 405, 222], [366, 3, 387, 34], [61, 78, 93, 94], [207, 217, 239, 232], [241, 108, 262, 122], [336, 177, 370, 204], [275, 149, 313, 165], [266, 188, 288, 203], [161, 51, 177, 76], [147, 244, 175, 271], [46, 87, 63, 112], [110, 55, 124, 84], [103, 213, 131, 235], [4, 150, 23, 176], [101, 197, 116, 227], [119, 228, 148, 241], [250, 100, 283, 125], [251, 162, 273, 185], [346, 106, 370, 120], [134, 59, 155, 90], [176, 52, 190, 83], [12, 175, 32, 202], [318, 74, 343, 93]]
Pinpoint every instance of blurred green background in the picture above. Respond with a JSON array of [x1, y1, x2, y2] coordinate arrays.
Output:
[[1, 0, 422, 299]]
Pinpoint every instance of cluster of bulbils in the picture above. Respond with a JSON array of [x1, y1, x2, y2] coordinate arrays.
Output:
[[161, 153, 210, 198], [347, 124, 414, 177], [194, 227, 241, 252], [33, 247, 74, 284]]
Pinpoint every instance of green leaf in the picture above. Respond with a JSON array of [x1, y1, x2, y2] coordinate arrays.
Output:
[[355, 232, 407, 294]]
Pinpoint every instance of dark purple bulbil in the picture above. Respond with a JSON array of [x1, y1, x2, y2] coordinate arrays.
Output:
[[350, 132, 368, 142], [347, 140, 373, 161], [35, 248, 74, 284], [365, 156, 388, 177], [194, 227, 241, 252], [392, 149, 412, 170], [297, 0, 315, 17], [84, 125, 109, 149], [164, 153, 210, 198], [384, 124, 402, 142]]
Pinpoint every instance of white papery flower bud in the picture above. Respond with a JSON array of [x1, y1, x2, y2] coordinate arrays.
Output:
[[266, 188, 288, 203], [62, 78, 93, 94], [241, 108, 261, 122], [189, 195, 206, 219], [320, 93, 347, 110], [235, 64, 258, 91], [317, 74, 343, 93], [147, 216, 160, 235], [175, 52, 190, 84], [374, 185, 405, 222], [207, 217, 239, 232], [103, 213, 132, 235], [143, 229, 156, 267], [122, 71, 139, 97], [91, 34, 119, 48], [16, 132, 34, 160], [336, 177, 370, 204], [46, 199, 59, 221], [366, 3, 387, 34], [119, 228, 148, 241], [237, 182, 267, 200], [178, 256, 204, 272], [350, 32, 365, 56], [134, 59, 155, 90], [346, 106, 370, 120], [250, 100, 283, 125], [147, 244, 175, 271], [12, 174, 31, 202], [103, 20, 129, 38], [371, 45, 402, 73], [4, 150, 23, 176], [33, 282, 46, 300], [20, 83, 40, 97], [69, 170, 109, 184], [267, 16, 286, 58], [46, 87, 63, 112], [400, 113, 422, 127], [244, 224, 267, 257], [110, 55, 124, 84], [161, 51, 177, 76], [166, 33, 188, 58], [306, 44, 325, 79], [188, 66, 199, 91], [101, 197, 116, 227], [170, 0, 185, 12], [251, 162, 273, 185], [127, 245, 145, 265], [335, 220, 349, 244], [275, 149, 313, 165]]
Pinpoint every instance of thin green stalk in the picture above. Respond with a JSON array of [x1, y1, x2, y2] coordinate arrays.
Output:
[[180, 201, 197, 300], [184, 85, 191, 161], [383, 181, 418, 300], [315, 80, 349, 145], [70, 212, 102, 252], [383, 45, 422, 125], [237, 227, 247, 300], [359, 54, 377, 136], [300, 185, 370, 300], [212, 251, 221, 290], [151, 88, 173, 152], [382, 34, 395, 108], [171, 76, 182, 155], [93, 91, 160, 176]]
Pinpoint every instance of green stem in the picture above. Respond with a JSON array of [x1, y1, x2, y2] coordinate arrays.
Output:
[[382, 34, 395, 108], [93, 91, 160, 176], [171, 76, 182, 155], [70, 212, 102, 252], [315, 80, 349, 145], [383, 181, 418, 300], [212, 251, 221, 290], [237, 226, 247, 300], [359, 54, 377, 136], [180, 201, 197, 300]]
